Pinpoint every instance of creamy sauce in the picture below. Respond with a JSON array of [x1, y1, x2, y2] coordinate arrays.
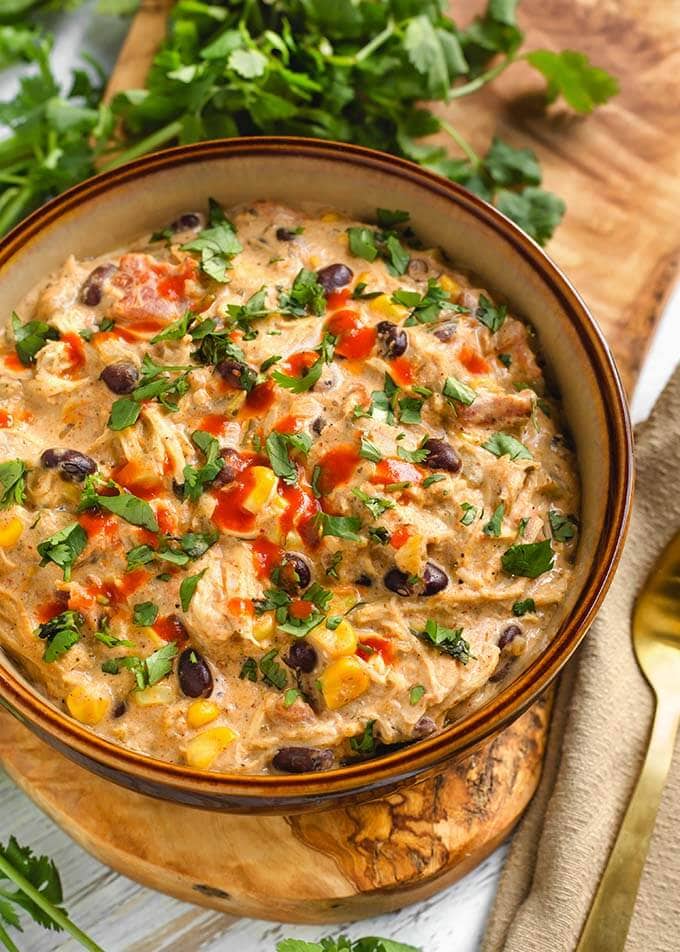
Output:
[[0, 202, 579, 774]]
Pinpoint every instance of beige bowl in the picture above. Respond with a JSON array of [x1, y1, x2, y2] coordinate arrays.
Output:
[[0, 137, 632, 813]]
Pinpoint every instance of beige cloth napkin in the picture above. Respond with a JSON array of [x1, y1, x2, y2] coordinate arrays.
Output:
[[483, 367, 680, 952]]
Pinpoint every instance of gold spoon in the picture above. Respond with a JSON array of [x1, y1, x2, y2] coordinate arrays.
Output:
[[576, 531, 680, 952]]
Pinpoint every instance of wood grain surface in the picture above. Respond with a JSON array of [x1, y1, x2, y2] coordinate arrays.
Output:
[[2, 0, 679, 928]]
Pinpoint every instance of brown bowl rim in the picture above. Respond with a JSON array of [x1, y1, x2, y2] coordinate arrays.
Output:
[[0, 136, 633, 804]]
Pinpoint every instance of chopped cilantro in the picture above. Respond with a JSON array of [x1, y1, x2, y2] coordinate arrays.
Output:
[[502, 539, 554, 578], [36, 523, 87, 582], [482, 432, 532, 461]]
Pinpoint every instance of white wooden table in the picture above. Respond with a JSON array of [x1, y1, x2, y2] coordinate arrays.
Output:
[[1, 5, 678, 950]]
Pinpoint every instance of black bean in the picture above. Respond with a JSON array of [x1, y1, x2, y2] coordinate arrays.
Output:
[[178, 648, 213, 698], [355, 573, 373, 587], [407, 258, 429, 278], [279, 553, 311, 592], [170, 212, 202, 232], [433, 322, 457, 342], [212, 448, 239, 489], [276, 227, 299, 242], [384, 567, 412, 597], [413, 715, 436, 738], [498, 624, 522, 650], [272, 747, 334, 773], [422, 438, 461, 474], [100, 361, 139, 395], [80, 264, 116, 307], [316, 263, 353, 294], [40, 448, 97, 482], [216, 358, 255, 391], [490, 658, 514, 683], [376, 321, 408, 359], [172, 479, 184, 500], [284, 640, 318, 673], [421, 562, 449, 596], [311, 416, 326, 436], [112, 701, 127, 718]]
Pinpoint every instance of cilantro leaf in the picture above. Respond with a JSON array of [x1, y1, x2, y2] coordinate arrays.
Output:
[[512, 597, 536, 617], [0, 459, 27, 509], [150, 310, 195, 343], [347, 227, 378, 261], [103, 642, 177, 690], [133, 601, 158, 626], [484, 136, 541, 187], [181, 199, 242, 282], [352, 488, 395, 520], [265, 430, 310, 486], [79, 476, 159, 532], [460, 502, 478, 526], [11, 312, 59, 366], [182, 430, 224, 502], [180, 569, 206, 612], [272, 332, 335, 393], [36, 610, 84, 663], [358, 436, 382, 463], [502, 539, 554, 578], [278, 268, 326, 318], [397, 441, 429, 464], [409, 684, 425, 704], [549, 509, 578, 542], [259, 648, 287, 690], [474, 294, 507, 333], [443, 376, 476, 406], [316, 512, 362, 542], [482, 432, 532, 461], [496, 187, 566, 245], [36, 523, 87, 582], [416, 618, 471, 663], [0, 836, 69, 934], [349, 720, 377, 755], [525, 49, 619, 114], [482, 503, 505, 537]]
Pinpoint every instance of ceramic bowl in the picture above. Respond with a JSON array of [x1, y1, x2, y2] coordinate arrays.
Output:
[[0, 138, 633, 813]]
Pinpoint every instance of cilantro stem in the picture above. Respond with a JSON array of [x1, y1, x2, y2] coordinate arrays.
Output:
[[0, 855, 103, 952], [449, 55, 515, 100], [0, 922, 20, 952], [100, 119, 184, 171], [0, 184, 35, 237], [328, 19, 396, 65], [439, 118, 480, 167]]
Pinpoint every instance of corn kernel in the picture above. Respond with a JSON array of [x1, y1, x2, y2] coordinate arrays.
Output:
[[355, 271, 371, 285], [369, 294, 408, 322], [66, 684, 110, 725], [253, 614, 275, 642], [308, 254, 321, 268], [185, 726, 237, 769], [271, 494, 287, 514], [0, 517, 23, 548], [320, 656, 371, 710], [439, 274, 461, 296], [321, 211, 340, 222], [242, 466, 278, 514], [187, 699, 220, 728], [395, 533, 424, 576], [309, 619, 358, 659], [329, 587, 359, 615], [131, 682, 175, 707]]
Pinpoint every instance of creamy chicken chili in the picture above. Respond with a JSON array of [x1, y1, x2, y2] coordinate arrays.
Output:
[[0, 201, 579, 774]]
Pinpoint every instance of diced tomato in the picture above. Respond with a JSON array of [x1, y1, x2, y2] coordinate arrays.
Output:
[[198, 413, 229, 436], [273, 414, 301, 434], [0, 410, 12, 428], [251, 538, 283, 579], [325, 309, 376, 360], [389, 355, 414, 386], [153, 613, 188, 644], [289, 599, 313, 620], [227, 598, 254, 618], [243, 379, 276, 416], [327, 288, 351, 310], [77, 510, 119, 542], [37, 595, 69, 623], [283, 351, 318, 378], [390, 526, 411, 549], [357, 635, 395, 664], [459, 344, 490, 375], [155, 505, 175, 536], [3, 353, 24, 373], [61, 332, 86, 376], [370, 458, 422, 486], [316, 444, 360, 494]]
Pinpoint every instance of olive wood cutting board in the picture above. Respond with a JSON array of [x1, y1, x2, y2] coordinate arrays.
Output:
[[0, 0, 679, 924]]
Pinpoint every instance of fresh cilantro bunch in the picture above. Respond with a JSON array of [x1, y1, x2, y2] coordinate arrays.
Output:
[[106, 0, 618, 244]]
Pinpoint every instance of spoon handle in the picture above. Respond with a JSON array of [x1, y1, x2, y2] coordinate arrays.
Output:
[[576, 698, 680, 952]]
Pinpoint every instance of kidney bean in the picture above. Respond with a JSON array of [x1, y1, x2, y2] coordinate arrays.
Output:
[[498, 624, 522, 650], [100, 361, 139, 395], [272, 747, 334, 773], [40, 448, 97, 482], [80, 264, 116, 306], [316, 263, 353, 294], [279, 553, 312, 592], [384, 567, 412, 597], [178, 648, 213, 698], [170, 212, 202, 232], [412, 715, 437, 738], [421, 562, 449, 596], [376, 321, 408, 359], [422, 438, 461, 473], [284, 640, 318, 673]]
